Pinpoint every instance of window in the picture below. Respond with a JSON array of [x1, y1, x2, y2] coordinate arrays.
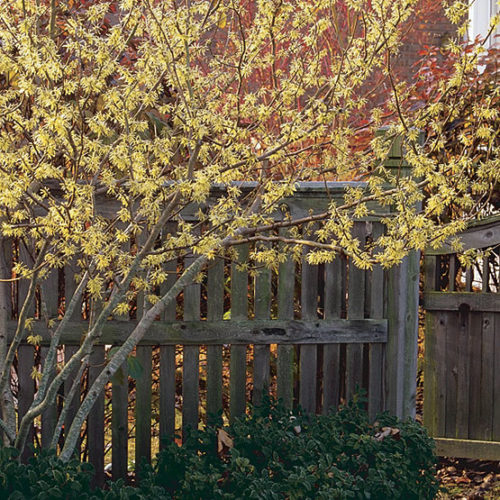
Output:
[[469, 0, 499, 46]]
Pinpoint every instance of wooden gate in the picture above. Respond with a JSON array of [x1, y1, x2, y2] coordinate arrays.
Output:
[[424, 215, 500, 460]]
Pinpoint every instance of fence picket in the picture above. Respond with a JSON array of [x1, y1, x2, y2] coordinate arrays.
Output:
[[88, 346, 105, 487], [207, 257, 224, 418], [368, 222, 385, 419], [159, 250, 177, 445], [253, 252, 271, 407], [229, 244, 248, 422], [299, 249, 318, 413], [182, 251, 201, 437], [479, 312, 494, 440], [111, 362, 128, 481], [323, 256, 344, 413], [346, 222, 366, 402], [277, 234, 295, 409]]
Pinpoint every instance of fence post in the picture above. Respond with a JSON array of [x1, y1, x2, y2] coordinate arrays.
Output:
[[380, 129, 423, 419]]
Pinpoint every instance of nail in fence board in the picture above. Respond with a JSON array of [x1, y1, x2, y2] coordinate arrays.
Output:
[[346, 222, 366, 402], [229, 244, 248, 423], [206, 257, 224, 418], [182, 251, 201, 438], [253, 248, 271, 408], [277, 232, 295, 409], [299, 248, 318, 413]]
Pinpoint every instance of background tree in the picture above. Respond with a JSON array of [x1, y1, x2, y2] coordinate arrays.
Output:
[[0, 0, 497, 461]]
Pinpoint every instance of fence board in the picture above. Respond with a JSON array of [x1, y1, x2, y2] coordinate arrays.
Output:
[[322, 257, 344, 413], [253, 252, 271, 407], [277, 238, 295, 409], [493, 314, 500, 442], [40, 268, 59, 449], [346, 222, 366, 402], [17, 241, 35, 461], [479, 312, 494, 440], [468, 312, 483, 440], [111, 362, 128, 480], [88, 346, 105, 488], [368, 222, 385, 419], [206, 257, 224, 418], [455, 304, 470, 438], [230, 244, 248, 422], [159, 255, 177, 445], [182, 251, 201, 437], [444, 312, 458, 437], [299, 249, 318, 413], [135, 346, 152, 469]]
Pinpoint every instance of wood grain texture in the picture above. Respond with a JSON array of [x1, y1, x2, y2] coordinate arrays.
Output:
[[229, 244, 248, 423]]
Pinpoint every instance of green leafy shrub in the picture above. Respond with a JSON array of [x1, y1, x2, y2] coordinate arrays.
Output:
[[155, 396, 439, 499], [0, 448, 169, 500], [0, 398, 438, 499]]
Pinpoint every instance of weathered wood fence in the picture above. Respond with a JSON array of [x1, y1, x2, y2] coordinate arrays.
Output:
[[424, 214, 500, 460], [4, 182, 420, 485]]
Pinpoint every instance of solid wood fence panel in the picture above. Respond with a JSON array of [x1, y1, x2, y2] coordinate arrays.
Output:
[[206, 257, 224, 418], [424, 228, 500, 459], [229, 244, 248, 423]]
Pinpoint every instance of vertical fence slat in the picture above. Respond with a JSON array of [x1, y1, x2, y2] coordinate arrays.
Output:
[[135, 345, 152, 468], [455, 301, 470, 438], [423, 255, 440, 436], [18, 241, 35, 461], [40, 269, 59, 449], [368, 222, 385, 419], [229, 244, 248, 422], [207, 257, 224, 418], [17, 345, 34, 461], [182, 251, 201, 437], [493, 313, 500, 442], [112, 361, 128, 481], [468, 312, 483, 440], [323, 256, 344, 413], [277, 233, 295, 409], [444, 312, 458, 437], [88, 346, 105, 488], [0, 239, 12, 444], [448, 255, 457, 291], [299, 250, 318, 413], [63, 261, 81, 452], [159, 253, 177, 445], [479, 312, 494, 440], [253, 253, 271, 408], [346, 222, 366, 402]]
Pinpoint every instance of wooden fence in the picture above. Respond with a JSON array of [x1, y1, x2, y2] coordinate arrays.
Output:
[[424, 214, 500, 460], [2, 182, 421, 485]]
